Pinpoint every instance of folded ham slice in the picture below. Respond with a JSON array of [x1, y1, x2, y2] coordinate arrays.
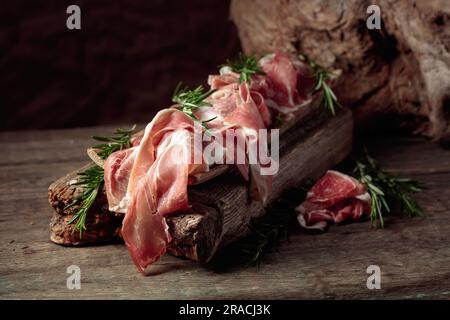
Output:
[[296, 170, 371, 230], [209, 51, 314, 114], [203, 82, 273, 202], [104, 109, 208, 272], [104, 84, 276, 272], [103, 51, 315, 272]]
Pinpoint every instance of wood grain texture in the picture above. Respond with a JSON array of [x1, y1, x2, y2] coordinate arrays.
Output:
[[1, 127, 450, 299], [230, 0, 450, 143]]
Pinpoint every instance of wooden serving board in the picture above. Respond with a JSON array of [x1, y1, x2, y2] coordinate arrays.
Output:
[[48, 103, 353, 263]]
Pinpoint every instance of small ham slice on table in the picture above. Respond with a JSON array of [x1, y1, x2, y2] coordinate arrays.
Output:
[[296, 170, 371, 231]]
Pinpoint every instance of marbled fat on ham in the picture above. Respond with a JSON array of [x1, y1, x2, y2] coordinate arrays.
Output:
[[296, 170, 371, 230]]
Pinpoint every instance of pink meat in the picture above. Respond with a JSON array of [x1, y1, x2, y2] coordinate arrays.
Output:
[[104, 148, 137, 213], [208, 69, 240, 90], [104, 92, 274, 271], [204, 82, 273, 203], [103, 51, 314, 273], [296, 170, 371, 230], [259, 51, 309, 112], [104, 109, 208, 272], [208, 52, 312, 115]]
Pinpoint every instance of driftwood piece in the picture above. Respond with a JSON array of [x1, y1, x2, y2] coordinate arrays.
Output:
[[230, 0, 450, 145], [48, 106, 353, 263]]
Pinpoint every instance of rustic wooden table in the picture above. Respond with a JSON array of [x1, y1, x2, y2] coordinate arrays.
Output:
[[1, 126, 449, 299]]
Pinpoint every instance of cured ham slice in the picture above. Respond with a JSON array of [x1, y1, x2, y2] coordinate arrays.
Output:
[[209, 51, 313, 114], [203, 82, 273, 203], [103, 51, 317, 273], [122, 129, 194, 271], [105, 89, 275, 271], [104, 148, 137, 213], [208, 66, 240, 90], [104, 109, 208, 272], [296, 170, 371, 230], [258, 51, 311, 112]]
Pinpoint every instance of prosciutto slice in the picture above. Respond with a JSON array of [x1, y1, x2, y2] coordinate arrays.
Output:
[[103, 51, 314, 272], [209, 51, 314, 114], [296, 170, 371, 230], [203, 82, 273, 202], [104, 109, 208, 272], [104, 85, 275, 271]]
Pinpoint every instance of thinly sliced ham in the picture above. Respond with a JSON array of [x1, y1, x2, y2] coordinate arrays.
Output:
[[105, 89, 274, 271], [258, 51, 312, 112], [103, 51, 316, 272], [296, 170, 371, 230], [203, 82, 273, 203], [209, 51, 313, 114], [208, 66, 240, 90], [122, 129, 194, 271], [104, 109, 208, 272]]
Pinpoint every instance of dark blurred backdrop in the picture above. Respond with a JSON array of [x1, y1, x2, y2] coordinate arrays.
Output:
[[0, 0, 240, 131]]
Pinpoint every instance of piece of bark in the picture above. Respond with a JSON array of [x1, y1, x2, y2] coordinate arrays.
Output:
[[230, 0, 450, 144], [48, 105, 353, 262]]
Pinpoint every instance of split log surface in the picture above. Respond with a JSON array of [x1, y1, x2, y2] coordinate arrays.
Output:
[[230, 0, 450, 144], [48, 106, 353, 263]]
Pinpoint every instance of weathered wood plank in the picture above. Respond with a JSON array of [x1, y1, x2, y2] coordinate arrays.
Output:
[[1, 128, 449, 299]]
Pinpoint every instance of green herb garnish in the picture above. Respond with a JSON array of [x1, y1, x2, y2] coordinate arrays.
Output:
[[66, 165, 104, 236], [233, 191, 299, 268], [302, 55, 340, 115], [240, 219, 289, 268], [65, 126, 135, 236], [172, 83, 217, 131], [92, 126, 135, 160], [223, 53, 265, 83], [354, 149, 423, 227], [273, 114, 285, 127]]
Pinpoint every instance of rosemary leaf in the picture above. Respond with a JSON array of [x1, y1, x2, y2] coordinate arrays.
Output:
[[222, 53, 265, 83], [172, 83, 216, 131], [301, 54, 340, 116], [233, 191, 299, 268], [65, 126, 135, 236], [354, 148, 424, 227]]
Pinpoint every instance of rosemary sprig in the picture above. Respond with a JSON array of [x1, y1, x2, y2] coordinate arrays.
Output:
[[301, 55, 340, 115], [240, 219, 289, 268], [172, 83, 217, 131], [66, 165, 104, 235], [273, 114, 285, 127], [354, 149, 423, 227], [65, 126, 135, 236], [234, 191, 299, 267], [92, 125, 136, 159], [223, 53, 265, 83]]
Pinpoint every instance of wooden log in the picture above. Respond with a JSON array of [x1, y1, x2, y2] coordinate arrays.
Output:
[[48, 106, 353, 263], [230, 0, 450, 145]]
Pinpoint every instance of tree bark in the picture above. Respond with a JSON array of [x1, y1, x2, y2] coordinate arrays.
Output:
[[231, 0, 450, 145]]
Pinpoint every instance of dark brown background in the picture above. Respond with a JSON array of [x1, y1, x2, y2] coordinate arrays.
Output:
[[1, 0, 240, 131]]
